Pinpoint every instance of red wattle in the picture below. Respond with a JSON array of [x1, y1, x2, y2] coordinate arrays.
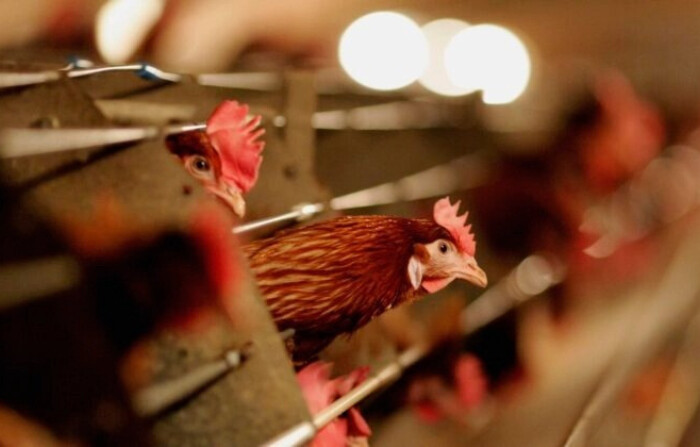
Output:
[[422, 277, 454, 294]]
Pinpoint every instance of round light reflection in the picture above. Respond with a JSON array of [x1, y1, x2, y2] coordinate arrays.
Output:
[[96, 0, 165, 64], [339, 12, 428, 91], [445, 24, 531, 104], [419, 19, 473, 96]]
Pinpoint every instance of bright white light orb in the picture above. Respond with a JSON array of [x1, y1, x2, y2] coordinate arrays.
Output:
[[96, 0, 165, 64], [419, 19, 473, 96], [339, 12, 428, 91], [445, 24, 531, 104]]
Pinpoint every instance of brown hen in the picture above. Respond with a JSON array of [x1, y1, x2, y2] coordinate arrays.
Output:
[[244, 198, 487, 364], [166, 100, 265, 217]]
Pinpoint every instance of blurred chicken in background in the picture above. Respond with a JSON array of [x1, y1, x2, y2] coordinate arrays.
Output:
[[0, 197, 245, 446], [297, 362, 372, 447], [476, 70, 665, 290], [467, 70, 666, 392]]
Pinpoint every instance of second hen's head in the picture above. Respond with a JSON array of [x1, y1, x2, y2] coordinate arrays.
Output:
[[408, 197, 487, 294], [166, 101, 264, 217]]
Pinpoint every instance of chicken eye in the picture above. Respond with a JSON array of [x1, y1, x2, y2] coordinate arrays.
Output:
[[439, 242, 448, 253], [193, 157, 210, 172]]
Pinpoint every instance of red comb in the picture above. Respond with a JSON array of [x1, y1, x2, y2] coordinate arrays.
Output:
[[433, 197, 476, 256], [206, 100, 265, 193]]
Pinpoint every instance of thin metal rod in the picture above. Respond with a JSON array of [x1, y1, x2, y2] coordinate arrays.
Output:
[[262, 422, 316, 447], [232, 204, 325, 235], [312, 101, 454, 131], [0, 61, 456, 96], [132, 348, 245, 417], [0, 71, 61, 88], [196, 72, 282, 91], [0, 61, 445, 97], [0, 255, 81, 311], [312, 343, 431, 429], [233, 152, 491, 235], [67, 64, 145, 79], [0, 127, 158, 157], [460, 254, 565, 335], [132, 329, 293, 417], [0, 60, 280, 91], [329, 152, 490, 211], [0, 123, 206, 158]]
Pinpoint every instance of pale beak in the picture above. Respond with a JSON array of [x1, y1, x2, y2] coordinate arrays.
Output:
[[212, 184, 246, 218], [456, 255, 488, 288]]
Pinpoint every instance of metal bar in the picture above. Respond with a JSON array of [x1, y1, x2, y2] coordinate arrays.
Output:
[[0, 123, 208, 159], [0, 60, 279, 91], [132, 348, 244, 417], [132, 330, 292, 417], [0, 255, 82, 311], [312, 343, 430, 429], [312, 101, 452, 131], [232, 203, 325, 235], [461, 254, 565, 335], [0, 71, 61, 88], [233, 152, 491, 234], [262, 422, 316, 447], [0, 127, 160, 158], [165, 123, 207, 134], [67, 64, 144, 79], [0, 61, 426, 96], [196, 72, 283, 91], [329, 152, 490, 211]]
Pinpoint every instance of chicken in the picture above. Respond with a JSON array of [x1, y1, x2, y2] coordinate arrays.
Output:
[[58, 198, 245, 355], [408, 353, 488, 425], [296, 362, 371, 447], [166, 100, 265, 217], [244, 197, 488, 364]]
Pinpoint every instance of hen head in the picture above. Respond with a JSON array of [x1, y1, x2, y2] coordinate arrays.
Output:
[[408, 197, 487, 293], [166, 100, 265, 217]]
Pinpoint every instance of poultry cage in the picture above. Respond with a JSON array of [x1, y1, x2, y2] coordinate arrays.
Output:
[[3, 5, 700, 447]]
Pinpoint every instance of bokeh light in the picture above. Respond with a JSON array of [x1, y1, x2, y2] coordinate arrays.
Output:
[[339, 12, 428, 91], [96, 0, 165, 64], [445, 24, 531, 104], [419, 18, 473, 96]]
